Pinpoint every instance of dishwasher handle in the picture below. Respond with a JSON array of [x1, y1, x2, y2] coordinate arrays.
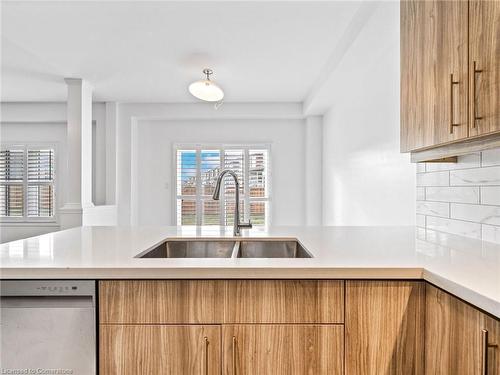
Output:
[[0, 295, 94, 308]]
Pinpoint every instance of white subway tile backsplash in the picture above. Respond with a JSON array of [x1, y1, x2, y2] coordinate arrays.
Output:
[[482, 224, 500, 244], [417, 171, 449, 187], [416, 187, 425, 201], [416, 201, 450, 217], [416, 147, 500, 243], [426, 153, 480, 172], [481, 148, 500, 167], [416, 163, 426, 173], [426, 216, 481, 239], [416, 214, 426, 228], [451, 203, 500, 226], [481, 186, 500, 205], [426, 186, 479, 204], [450, 166, 500, 186]]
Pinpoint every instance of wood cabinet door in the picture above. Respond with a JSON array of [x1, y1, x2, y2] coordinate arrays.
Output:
[[100, 325, 221, 375], [345, 281, 425, 375], [426, 284, 500, 375], [222, 324, 343, 375], [425, 283, 482, 375], [483, 315, 500, 375], [401, 0, 469, 152], [469, 0, 500, 137]]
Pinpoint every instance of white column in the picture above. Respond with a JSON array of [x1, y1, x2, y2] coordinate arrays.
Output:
[[59, 78, 93, 229], [105, 102, 117, 205], [304, 116, 323, 225]]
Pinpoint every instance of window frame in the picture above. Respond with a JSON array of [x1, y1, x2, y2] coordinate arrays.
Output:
[[0, 142, 58, 224], [172, 143, 272, 227]]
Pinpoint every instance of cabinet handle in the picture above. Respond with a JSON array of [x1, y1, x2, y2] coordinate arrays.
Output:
[[204, 336, 209, 375], [472, 61, 483, 128], [449, 73, 460, 134], [481, 329, 498, 375], [232, 336, 237, 375]]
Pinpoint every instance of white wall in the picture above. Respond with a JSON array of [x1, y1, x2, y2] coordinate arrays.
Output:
[[116, 102, 305, 226], [133, 118, 307, 226], [321, 2, 415, 226], [304, 116, 323, 225]]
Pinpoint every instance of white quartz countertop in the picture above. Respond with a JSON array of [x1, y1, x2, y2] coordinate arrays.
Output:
[[1, 225, 499, 318]]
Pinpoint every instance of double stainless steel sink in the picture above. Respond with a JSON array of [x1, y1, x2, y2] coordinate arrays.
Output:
[[137, 239, 312, 258]]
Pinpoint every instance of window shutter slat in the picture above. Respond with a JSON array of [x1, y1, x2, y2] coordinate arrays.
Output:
[[26, 149, 55, 217], [201, 150, 220, 196], [0, 184, 24, 217], [0, 149, 24, 181], [27, 149, 54, 181], [27, 185, 53, 217], [223, 150, 245, 225]]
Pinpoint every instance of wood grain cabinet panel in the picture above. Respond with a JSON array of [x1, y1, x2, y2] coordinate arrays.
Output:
[[469, 0, 500, 137], [426, 284, 500, 375], [223, 280, 344, 323], [483, 315, 500, 375], [401, 0, 469, 152], [222, 324, 343, 375], [99, 280, 224, 324], [345, 281, 425, 375], [100, 325, 221, 375]]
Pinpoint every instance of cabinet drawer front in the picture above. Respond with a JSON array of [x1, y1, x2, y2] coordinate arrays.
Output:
[[223, 324, 344, 375], [100, 325, 221, 375], [224, 280, 344, 323], [99, 280, 223, 324]]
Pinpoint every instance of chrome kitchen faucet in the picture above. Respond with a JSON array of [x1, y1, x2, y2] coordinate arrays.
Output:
[[212, 169, 252, 236]]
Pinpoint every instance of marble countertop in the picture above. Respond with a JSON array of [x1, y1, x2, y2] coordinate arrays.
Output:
[[1, 225, 499, 318]]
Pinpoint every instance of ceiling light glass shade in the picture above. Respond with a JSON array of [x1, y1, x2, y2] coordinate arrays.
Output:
[[188, 79, 224, 102]]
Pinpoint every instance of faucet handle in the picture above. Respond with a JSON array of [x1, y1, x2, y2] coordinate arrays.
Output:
[[239, 221, 253, 229]]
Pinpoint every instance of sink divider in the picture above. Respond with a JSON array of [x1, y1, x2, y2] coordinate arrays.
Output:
[[230, 242, 241, 258]]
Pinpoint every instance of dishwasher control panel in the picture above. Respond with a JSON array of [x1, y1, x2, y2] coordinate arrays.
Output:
[[0, 280, 96, 297]]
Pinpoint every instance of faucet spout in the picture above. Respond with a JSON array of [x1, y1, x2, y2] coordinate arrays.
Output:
[[212, 169, 252, 236]]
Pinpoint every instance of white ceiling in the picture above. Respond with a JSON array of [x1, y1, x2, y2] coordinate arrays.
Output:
[[1, 1, 362, 102]]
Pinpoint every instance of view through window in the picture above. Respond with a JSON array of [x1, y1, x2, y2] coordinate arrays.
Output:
[[175, 145, 270, 226]]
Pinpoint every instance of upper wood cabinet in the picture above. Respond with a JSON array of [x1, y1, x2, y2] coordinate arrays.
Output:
[[401, 0, 469, 152], [401, 0, 500, 153], [345, 281, 425, 375], [469, 0, 500, 137], [425, 284, 499, 375]]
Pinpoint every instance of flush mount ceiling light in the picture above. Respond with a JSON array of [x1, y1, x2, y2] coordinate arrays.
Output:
[[188, 68, 224, 102]]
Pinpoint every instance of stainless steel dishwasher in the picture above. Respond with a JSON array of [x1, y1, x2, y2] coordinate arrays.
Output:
[[0, 280, 96, 374]]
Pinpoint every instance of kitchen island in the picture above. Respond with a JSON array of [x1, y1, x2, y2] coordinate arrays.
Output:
[[1, 225, 498, 318], [1, 225, 499, 374]]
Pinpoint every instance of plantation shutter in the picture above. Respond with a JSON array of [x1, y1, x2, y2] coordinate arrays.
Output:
[[0, 149, 24, 217], [27, 149, 55, 217], [0, 147, 55, 218], [175, 146, 270, 226]]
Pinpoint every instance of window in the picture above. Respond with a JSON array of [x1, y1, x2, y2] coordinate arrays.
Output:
[[0, 145, 55, 220], [175, 145, 270, 226]]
